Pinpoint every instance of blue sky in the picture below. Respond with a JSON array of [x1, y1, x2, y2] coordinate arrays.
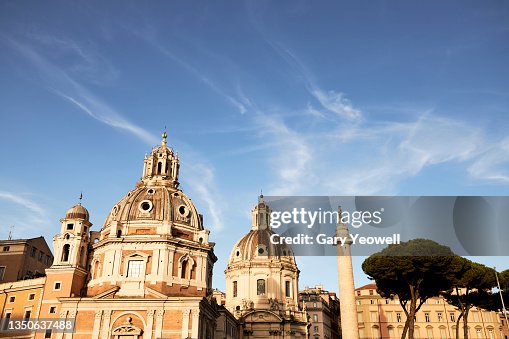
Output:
[[1, 1, 509, 294]]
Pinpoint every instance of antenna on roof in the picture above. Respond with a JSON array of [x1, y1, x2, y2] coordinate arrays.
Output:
[[8, 225, 13, 240]]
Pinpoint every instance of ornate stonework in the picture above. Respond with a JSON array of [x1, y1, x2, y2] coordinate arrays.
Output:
[[225, 195, 309, 338]]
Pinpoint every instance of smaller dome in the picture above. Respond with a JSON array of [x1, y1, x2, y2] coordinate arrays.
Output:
[[66, 203, 89, 220]]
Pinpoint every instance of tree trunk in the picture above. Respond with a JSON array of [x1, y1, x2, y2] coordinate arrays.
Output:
[[455, 313, 463, 339], [407, 298, 416, 339], [401, 321, 409, 339], [463, 308, 470, 339]]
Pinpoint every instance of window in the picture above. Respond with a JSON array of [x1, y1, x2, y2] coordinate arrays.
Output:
[[388, 327, 395, 337], [38, 251, 44, 261], [372, 326, 379, 338], [357, 312, 363, 323], [396, 313, 402, 322], [450, 313, 455, 322], [425, 313, 430, 322], [233, 281, 238, 298], [28, 293, 35, 301], [385, 299, 390, 304], [313, 302, 317, 308], [54, 282, 61, 290], [313, 314, 318, 322], [256, 279, 265, 295], [31, 247, 37, 257], [473, 312, 479, 322], [285, 281, 291, 297], [2, 246, 9, 252], [180, 259, 187, 278], [0, 266, 5, 281], [437, 312, 443, 322], [370, 299, 374, 304], [314, 326, 318, 333], [67, 223, 74, 230], [369, 289, 374, 295], [386, 312, 393, 322], [61, 244, 70, 262], [24, 310, 31, 320], [370, 311, 378, 322], [3, 312, 11, 331], [44, 329, 52, 338], [435, 299, 441, 304], [357, 290, 361, 296], [49, 306, 56, 314], [9, 296, 15, 303], [476, 329, 482, 339], [427, 327, 433, 339], [127, 260, 144, 278], [440, 327, 447, 339]]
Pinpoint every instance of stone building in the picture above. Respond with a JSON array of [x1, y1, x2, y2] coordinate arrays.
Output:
[[355, 283, 505, 339], [299, 285, 341, 339], [0, 133, 223, 339], [0, 237, 53, 282], [224, 195, 309, 339]]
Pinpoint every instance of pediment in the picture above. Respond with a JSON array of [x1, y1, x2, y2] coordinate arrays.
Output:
[[92, 286, 120, 299], [243, 310, 282, 323]]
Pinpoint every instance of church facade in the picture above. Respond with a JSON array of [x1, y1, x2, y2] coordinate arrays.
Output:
[[1, 133, 222, 339], [224, 195, 309, 338]]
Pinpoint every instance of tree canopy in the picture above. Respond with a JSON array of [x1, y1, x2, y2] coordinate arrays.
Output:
[[362, 239, 457, 339]]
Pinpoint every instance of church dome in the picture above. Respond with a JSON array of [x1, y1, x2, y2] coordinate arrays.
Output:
[[228, 228, 295, 265], [102, 185, 202, 230], [66, 203, 89, 220], [227, 195, 296, 266]]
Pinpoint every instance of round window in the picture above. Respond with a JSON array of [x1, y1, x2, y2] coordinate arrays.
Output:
[[147, 189, 155, 194], [138, 200, 153, 212], [258, 247, 265, 254], [178, 205, 190, 217]]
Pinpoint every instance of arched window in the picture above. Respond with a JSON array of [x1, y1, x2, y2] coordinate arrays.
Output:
[[157, 162, 162, 174], [165, 161, 169, 174], [62, 244, 70, 262], [257, 279, 265, 295], [93, 261, 100, 279], [181, 260, 187, 279], [117, 230, 122, 238]]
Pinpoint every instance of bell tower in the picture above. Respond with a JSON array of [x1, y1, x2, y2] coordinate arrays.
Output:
[[141, 131, 180, 187], [251, 194, 270, 230], [53, 203, 91, 268]]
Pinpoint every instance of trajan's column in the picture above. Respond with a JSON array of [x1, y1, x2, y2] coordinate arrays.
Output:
[[336, 207, 360, 339]]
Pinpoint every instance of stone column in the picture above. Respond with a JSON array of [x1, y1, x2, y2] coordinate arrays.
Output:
[[336, 215, 359, 339], [92, 310, 102, 339], [155, 310, 164, 338], [101, 310, 111, 339], [146, 309, 155, 338], [181, 309, 190, 339], [191, 309, 200, 338]]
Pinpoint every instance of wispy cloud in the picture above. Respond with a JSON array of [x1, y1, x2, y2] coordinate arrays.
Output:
[[180, 160, 224, 231], [468, 136, 509, 182], [130, 26, 252, 115], [0, 191, 47, 217], [310, 89, 362, 120], [0, 191, 49, 237], [1, 34, 157, 145], [255, 114, 313, 195]]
